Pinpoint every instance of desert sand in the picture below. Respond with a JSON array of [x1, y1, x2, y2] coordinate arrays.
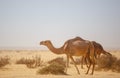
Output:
[[0, 50, 120, 78]]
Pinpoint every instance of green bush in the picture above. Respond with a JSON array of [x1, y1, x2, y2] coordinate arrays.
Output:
[[37, 62, 66, 75]]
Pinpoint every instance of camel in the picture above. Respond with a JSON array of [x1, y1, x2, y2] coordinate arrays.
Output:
[[81, 41, 112, 69], [64, 37, 96, 75], [40, 37, 96, 75]]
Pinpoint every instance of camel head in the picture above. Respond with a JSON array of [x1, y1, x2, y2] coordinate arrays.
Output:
[[40, 40, 51, 46]]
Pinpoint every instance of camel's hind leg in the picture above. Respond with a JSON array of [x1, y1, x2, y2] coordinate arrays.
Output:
[[85, 55, 92, 74], [86, 55, 95, 75], [81, 56, 89, 69], [86, 54, 96, 75], [70, 56, 80, 74], [90, 57, 95, 75]]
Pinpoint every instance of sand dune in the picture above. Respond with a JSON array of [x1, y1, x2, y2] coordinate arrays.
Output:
[[0, 50, 120, 78]]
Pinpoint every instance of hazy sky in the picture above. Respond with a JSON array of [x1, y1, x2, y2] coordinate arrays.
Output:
[[0, 0, 120, 49]]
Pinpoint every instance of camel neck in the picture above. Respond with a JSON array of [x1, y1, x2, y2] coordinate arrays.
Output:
[[47, 42, 64, 55]]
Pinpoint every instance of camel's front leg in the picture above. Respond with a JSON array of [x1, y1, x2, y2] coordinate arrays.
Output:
[[70, 56, 80, 74], [81, 56, 84, 69], [65, 55, 69, 73]]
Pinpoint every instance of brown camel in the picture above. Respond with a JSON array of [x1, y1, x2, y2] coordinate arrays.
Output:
[[64, 37, 95, 75], [81, 41, 112, 69], [40, 37, 96, 75]]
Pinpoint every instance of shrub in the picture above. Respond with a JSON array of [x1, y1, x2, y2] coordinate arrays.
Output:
[[37, 62, 66, 75], [112, 59, 120, 72], [96, 55, 116, 70], [16, 57, 30, 64], [0, 56, 10, 67], [48, 57, 66, 67], [16, 55, 44, 68], [96, 55, 120, 72], [34, 55, 44, 67]]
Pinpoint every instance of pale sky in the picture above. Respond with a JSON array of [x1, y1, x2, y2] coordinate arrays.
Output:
[[0, 0, 120, 50]]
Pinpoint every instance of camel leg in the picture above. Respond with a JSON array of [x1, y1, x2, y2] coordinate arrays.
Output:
[[81, 56, 89, 69], [84, 56, 89, 68], [90, 57, 95, 75], [67, 55, 69, 67], [85, 56, 91, 74], [81, 56, 84, 69], [91, 63, 95, 75], [70, 56, 80, 74], [88, 41, 95, 75], [65, 55, 69, 73], [86, 56, 95, 75]]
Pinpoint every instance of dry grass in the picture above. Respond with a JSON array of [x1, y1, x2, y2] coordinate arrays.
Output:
[[96, 55, 120, 72], [0, 56, 10, 67], [37, 62, 66, 75], [16, 55, 44, 68], [48, 57, 66, 67], [37, 57, 67, 75], [111, 58, 120, 72], [96, 55, 116, 69]]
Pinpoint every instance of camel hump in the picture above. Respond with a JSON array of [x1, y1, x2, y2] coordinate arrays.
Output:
[[85, 40, 90, 43], [63, 42, 68, 50], [74, 36, 85, 41]]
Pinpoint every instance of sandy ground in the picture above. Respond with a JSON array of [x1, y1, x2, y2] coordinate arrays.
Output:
[[0, 50, 120, 78]]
